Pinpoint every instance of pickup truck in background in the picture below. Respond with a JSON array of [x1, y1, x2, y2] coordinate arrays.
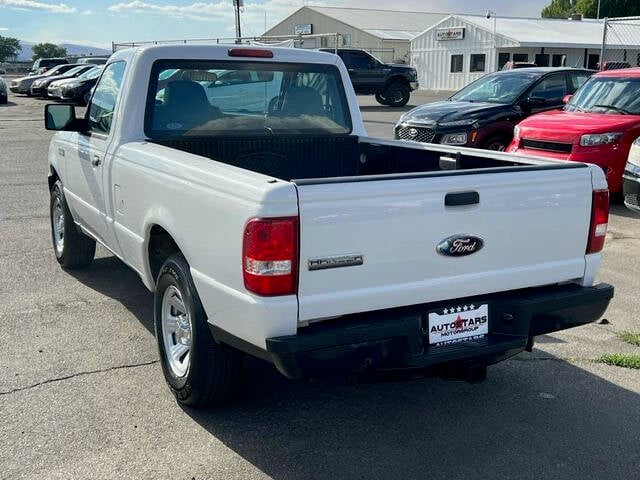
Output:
[[319, 48, 418, 106], [45, 45, 613, 408]]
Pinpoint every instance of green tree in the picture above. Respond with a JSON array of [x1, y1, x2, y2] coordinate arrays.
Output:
[[0, 36, 22, 62], [541, 0, 576, 18], [542, 0, 640, 18], [31, 43, 67, 61], [592, 0, 640, 17]]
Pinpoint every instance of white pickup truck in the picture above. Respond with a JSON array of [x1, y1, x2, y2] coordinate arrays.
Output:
[[45, 45, 613, 407]]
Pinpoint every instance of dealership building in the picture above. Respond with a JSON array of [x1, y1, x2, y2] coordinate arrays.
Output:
[[266, 6, 639, 91]]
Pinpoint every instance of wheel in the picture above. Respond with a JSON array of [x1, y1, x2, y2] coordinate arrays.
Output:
[[154, 253, 243, 407], [482, 136, 510, 152], [50, 180, 96, 269], [375, 92, 388, 105], [383, 82, 410, 107], [0, 95, 7, 105]]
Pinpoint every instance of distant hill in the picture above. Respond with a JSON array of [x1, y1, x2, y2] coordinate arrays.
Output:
[[16, 40, 111, 61]]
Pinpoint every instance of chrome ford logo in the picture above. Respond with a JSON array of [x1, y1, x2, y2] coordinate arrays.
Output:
[[408, 128, 418, 138], [437, 235, 484, 257]]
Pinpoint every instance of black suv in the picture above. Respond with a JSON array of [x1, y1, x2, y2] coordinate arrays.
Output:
[[320, 48, 418, 107], [395, 67, 593, 151]]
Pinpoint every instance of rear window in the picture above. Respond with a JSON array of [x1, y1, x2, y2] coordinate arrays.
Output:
[[145, 60, 352, 138]]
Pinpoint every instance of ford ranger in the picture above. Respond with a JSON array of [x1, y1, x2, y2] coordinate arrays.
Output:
[[44, 45, 613, 407]]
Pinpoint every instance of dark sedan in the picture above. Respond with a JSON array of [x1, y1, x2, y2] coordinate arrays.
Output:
[[395, 67, 593, 151], [52, 65, 103, 104], [30, 64, 95, 97]]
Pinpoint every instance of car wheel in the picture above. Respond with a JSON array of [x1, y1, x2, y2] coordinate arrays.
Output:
[[50, 180, 96, 269], [383, 82, 410, 107], [375, 92, 388, 105], [154, 253, 243, 407], [0, 95, 7, 105], [482, 136, 510, 152]]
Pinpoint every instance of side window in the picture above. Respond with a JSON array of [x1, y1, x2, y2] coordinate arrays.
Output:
[[450, 55, 463, 73], [346, 52, 373, 69], [569, 72, 591, 92], [529, 73, 568, 102], [470, 54, 486, 73], [88, 61, 126, 135]]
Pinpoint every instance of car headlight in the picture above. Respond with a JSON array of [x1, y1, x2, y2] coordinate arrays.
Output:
[[580, 132, 622, 147], [627, 140, 640, 169], [441, 132, 468, 145]]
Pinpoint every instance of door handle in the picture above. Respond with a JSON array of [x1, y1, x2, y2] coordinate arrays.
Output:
[[445, 191, 480, 206], [92, 155, 102, 167], [58, 147, 65, 157]]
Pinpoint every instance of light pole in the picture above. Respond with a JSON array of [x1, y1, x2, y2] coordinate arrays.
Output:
[[233, 0, 243, 42], [486, 10, 497, 70], [597, 0, 601, 19]]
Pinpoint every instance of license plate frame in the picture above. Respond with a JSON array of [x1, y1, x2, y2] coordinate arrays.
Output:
[[427, 303, 489, 346]]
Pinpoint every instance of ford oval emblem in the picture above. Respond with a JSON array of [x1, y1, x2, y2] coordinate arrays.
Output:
[[437, 235, 484, 257]]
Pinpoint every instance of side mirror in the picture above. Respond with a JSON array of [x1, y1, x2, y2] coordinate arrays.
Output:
[[44, 104, 86, 131], [562, 94, 573, 104]]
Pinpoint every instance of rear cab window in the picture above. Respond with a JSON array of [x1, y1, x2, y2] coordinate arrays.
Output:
[[144, 60, 352, 138]]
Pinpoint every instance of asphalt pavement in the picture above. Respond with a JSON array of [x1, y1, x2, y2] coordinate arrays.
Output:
[[1, 91, 639, 480]]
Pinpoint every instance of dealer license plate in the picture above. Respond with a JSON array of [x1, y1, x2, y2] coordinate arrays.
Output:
[[428, 303, 489, 346]]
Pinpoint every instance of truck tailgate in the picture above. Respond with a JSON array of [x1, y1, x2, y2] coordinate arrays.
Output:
[[295, 167, 593, 322]]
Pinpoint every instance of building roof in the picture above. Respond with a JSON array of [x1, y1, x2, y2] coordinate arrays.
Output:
[[302, 6, 449, 41], [430, 14, 625, 49]]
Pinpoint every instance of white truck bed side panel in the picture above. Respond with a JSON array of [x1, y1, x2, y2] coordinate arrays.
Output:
[[110, 143, 300, 347]]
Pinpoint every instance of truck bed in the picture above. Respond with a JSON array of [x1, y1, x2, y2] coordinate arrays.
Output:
[[150, 135, 582, 182]]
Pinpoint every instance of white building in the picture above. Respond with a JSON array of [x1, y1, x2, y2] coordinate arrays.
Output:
[[264, 6, 448, 63], [412, 14, 637, 91]]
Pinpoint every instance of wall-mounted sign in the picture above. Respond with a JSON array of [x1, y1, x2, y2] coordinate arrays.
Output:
[[436, 27, 465, 41], [294, 24, 313, 35]]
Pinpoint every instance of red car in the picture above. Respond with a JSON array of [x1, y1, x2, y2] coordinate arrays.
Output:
[[507, 68, 640, 193]]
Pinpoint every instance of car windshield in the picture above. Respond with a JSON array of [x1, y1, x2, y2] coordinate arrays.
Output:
[[78, 67, 102, 79], [65, 66, 89, 76], [146, 60, 352, 138], [450, 71, 542, 104], [565, 76, 640, 115]]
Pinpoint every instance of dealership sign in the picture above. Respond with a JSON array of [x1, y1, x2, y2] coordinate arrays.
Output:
[[436, 27, 465, 41], [294, 24, 313, 35]]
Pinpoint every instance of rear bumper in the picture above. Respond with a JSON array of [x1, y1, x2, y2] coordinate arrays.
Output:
[[265, 283, 614, 379]]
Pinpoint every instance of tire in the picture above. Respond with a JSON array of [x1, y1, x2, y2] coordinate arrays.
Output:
[[482, 136, 510, 152], [375, 92, 388, 105], [50, 180, 96, 269], [0, 95, 7, 105], [154, 253, 243, 407], [383, 82, 410, 107]]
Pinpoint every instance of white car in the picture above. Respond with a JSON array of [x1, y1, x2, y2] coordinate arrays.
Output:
[[44, 44, 613, 408]]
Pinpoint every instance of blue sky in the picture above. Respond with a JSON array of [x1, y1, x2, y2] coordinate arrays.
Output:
[[0, 0, 550, 48]]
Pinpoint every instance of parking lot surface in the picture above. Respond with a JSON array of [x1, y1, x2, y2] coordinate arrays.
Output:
[[1, 91, 639, 480]]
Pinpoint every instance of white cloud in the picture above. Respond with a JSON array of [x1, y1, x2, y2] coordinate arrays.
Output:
[[0, 0, 75, 13], [0, 27, 9, 30], [107, 1, 235, 21]]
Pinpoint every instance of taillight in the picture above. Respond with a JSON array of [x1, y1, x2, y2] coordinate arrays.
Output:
[[243, 217, 299, 296], [586, 189, 609, 254]]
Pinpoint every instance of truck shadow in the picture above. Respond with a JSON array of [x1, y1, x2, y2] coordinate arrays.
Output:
[[183, 356, 639, 479], [69, 254, 640, 479]]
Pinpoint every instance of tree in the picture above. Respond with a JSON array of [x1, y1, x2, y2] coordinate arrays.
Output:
[[542, 0, 640, 18], [32, 43, 67, 61], [584, 0, 640, 17], [541, 0, 576, 18], [0, 36, 21, 62]]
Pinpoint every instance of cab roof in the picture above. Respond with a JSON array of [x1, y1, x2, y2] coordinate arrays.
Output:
[[595, 67, 640, 78]]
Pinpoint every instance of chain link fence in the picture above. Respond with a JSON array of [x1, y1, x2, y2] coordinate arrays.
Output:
[[601, 16, 640, 70]]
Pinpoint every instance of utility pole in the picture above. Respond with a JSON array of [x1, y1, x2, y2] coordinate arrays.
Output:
[[233, 0, 243, 42]]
